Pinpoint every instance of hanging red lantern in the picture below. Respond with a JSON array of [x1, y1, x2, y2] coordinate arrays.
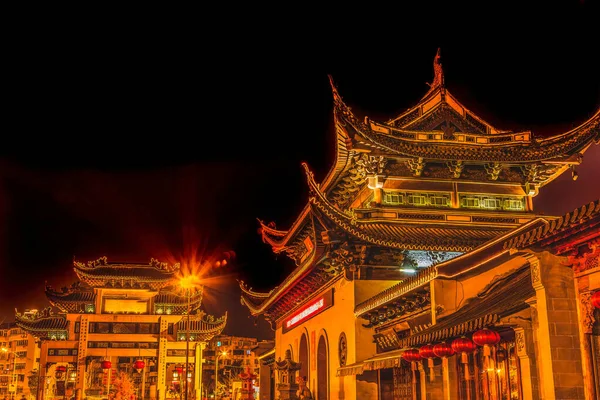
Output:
[[592, 291, 600, 309], [175, 366, 183, 375], [472, 329, 501, 346], [451, 337, 477, 354], [100, 360, 112, 370], [55, 365, 67, 379], [433, 342, 455, 358], [419, 344, 436, 359], [133, 359, 145, 371], [401, 349, 422, 362]]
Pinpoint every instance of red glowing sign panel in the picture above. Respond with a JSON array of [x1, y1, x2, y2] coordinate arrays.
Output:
[[282, 289, 334, 333]]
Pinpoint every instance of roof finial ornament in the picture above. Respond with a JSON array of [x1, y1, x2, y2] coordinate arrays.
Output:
[[425, 48, 444, 95]]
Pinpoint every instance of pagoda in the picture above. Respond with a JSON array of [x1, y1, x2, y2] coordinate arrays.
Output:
[[240, 50, 600, 399], [16, 256, 227, 400]]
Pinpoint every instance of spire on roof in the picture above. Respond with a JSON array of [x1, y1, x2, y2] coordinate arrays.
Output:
[[424, 48, 444, 96], [328, 74, 344, 106]]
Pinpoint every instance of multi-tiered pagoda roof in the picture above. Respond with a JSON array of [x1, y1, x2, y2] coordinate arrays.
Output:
[[240, 49, 599, 326]]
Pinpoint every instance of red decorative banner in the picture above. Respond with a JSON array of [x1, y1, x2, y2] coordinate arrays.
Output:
[[282, 289, 333, 333]]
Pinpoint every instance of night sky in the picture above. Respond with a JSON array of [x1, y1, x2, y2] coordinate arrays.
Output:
[[1, 3, 599, 340]]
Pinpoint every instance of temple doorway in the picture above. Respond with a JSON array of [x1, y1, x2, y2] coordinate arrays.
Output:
[[317, 335, 328, 400], [299, 333, 309, 382]]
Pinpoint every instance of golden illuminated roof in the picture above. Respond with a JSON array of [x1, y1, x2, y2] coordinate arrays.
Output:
[[176, 311, 227, 341], [45, 282, 96, 313], [15, 307, 69, 340], [73, 256, 180, 290]]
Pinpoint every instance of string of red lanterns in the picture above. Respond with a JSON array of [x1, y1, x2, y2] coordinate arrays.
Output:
[[472, 329, 501, 347], [432, 342, 455, 358], [401, 349, 422, 362], [451, 337, 477, 354]]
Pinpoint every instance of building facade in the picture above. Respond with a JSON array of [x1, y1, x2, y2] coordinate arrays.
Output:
[[240, 51, 600, 399], [201, 334, 262, 398], [0, 322, 40, 400], [15, 257, 227, 400]]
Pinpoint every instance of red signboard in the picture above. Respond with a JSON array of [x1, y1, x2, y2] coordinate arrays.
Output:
[[282, 289, 334, 333]]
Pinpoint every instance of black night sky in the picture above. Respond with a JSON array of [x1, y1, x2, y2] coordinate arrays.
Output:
[[1, 3, 599, 340]]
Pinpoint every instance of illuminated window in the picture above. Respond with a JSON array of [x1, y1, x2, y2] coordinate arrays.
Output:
[[407, 194, 426, 206], [504, 199, 524, 211], [384, 193, 403, 205], [482, 198, 501, 209], [429, 196, 448, 207], [217, 341, 221, 347], [461, 197, 480, 208]]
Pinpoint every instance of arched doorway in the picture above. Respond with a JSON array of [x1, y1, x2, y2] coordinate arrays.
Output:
[[317, 335, 328, 400], [299, 333, 309, 382]]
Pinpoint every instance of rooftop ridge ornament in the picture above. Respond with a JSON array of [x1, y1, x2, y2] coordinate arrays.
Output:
[[424, 48, 444, 97]]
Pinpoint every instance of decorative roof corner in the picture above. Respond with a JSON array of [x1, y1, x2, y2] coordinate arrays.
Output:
[[15, 307, 69, 339], [423, 47, 444, 98]]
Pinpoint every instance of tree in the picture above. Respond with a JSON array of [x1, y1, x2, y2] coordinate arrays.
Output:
[[27, 369, 39, 394], [110, 372, 136, 400]]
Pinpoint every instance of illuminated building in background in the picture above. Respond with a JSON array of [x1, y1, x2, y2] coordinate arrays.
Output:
[[15, 257, 227, 400], [240, 50, 600, 399], [201, 335, 263, 398], [0, 321, 40, 399]]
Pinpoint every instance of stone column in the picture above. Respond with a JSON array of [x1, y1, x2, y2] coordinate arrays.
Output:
[[513, 325, 539, 400], [526, 252, 585, 399]]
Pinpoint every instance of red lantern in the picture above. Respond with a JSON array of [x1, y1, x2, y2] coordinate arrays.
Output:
[[175, 366, 183, 375], [433, 342, 455, 358], [401, 349, 422, 362], [56, 365, 66, 373], [451, 337, 476, 354], [133, 359, 145, 371], [419, 344, 436, 359], [472, 329, 501, 346], [592, 291, 600, 309], [101, 360, 112, 370]]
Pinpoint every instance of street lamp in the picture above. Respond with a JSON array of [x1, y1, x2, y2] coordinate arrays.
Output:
[[1, 347, 18, 400], [179, 275, 201, 400], [214, 351, 227, 399]]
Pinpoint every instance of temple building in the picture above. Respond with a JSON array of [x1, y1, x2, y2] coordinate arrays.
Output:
[[240, 50, 600, 399], [15, 257, 227, 400]]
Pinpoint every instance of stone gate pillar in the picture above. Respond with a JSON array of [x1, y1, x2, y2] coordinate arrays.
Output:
[[525, 252, 585, 399]]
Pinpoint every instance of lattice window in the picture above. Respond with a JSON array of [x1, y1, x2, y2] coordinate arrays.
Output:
[[429, 196, 449, 207], [407, 194, 427, 206], [112, 323, 136, 334], [384, 192, 404, 205], [504, 199, 524, 211], [482, 198, 502, 210]]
